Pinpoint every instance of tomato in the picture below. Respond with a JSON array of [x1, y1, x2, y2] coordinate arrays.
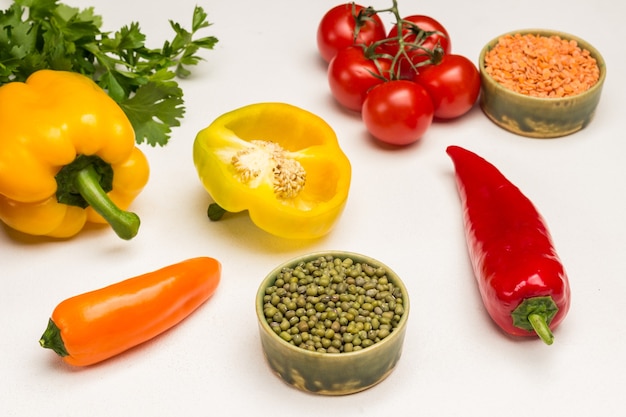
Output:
[[328, 45, 391, 112], [317, 3, 386, 63], [383, 15, 451, 79], [362, 80, 434, 146], [413, 54, 481, 119]]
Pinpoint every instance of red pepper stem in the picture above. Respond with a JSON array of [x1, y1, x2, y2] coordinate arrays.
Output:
[[75, 164, 140, 240], [528, 313, 555, 345], [511, 296, 559, 345]]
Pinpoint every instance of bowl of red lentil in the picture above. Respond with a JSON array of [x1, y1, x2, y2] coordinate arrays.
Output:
[[255, 251, 410, 395], [478, 29, 606, 138]]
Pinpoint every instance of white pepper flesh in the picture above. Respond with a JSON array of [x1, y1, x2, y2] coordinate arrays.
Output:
[[230, 140, 306, 199], [263, 255, 405, 353]]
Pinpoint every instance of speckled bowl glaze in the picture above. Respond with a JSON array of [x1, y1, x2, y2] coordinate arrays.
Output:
[[256, 251, 410, 396], [478, 29, 606, 138]]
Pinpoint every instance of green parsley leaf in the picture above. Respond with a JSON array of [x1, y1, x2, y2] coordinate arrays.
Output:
[[0, 0, 218, 147], [119, 80, 185, 147]]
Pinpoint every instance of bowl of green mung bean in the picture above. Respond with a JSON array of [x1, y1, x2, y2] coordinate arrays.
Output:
[[256, 251, 410, 395]]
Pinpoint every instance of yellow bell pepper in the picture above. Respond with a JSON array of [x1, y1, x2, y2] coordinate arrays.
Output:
[[193, 102, 351, 239], [0, 70, 149, 240]]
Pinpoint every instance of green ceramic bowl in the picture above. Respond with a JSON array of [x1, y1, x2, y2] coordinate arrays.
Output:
[[256, 251, 410, 395], [478, 29, 606, 138]]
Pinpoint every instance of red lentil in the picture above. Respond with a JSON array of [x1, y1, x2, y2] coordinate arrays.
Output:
[[484, 33, 600, 98]]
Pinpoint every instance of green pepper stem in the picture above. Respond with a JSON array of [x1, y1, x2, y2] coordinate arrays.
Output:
[[528, 313, 555, 345], [39, 318, 69, 357], [207, 202, 227, 221], [511, 296, 559, 345], [75, 165, 140, 240]]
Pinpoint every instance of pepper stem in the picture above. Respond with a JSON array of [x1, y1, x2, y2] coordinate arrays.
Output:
[[56, 155, 140, 240], [207, 202, 227, 221], [528, 313, 555, 345], [511, 296, 559, 345], [39, 318, 69, 357], [75, 165, 140, 240]]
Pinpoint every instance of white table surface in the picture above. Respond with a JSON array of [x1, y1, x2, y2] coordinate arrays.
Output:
[[2, 0, 625, 415]]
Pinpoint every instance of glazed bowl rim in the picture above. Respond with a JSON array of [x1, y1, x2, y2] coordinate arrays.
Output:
[[255, 250, 410, 360]]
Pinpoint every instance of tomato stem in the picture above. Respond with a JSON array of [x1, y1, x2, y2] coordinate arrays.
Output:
[[351, 3, 379, 43], [350, 0, 447, 80]]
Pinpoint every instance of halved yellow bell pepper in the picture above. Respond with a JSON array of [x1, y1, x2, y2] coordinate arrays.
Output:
[[0, 70, 149, 240], [193, 103, 351, 239]]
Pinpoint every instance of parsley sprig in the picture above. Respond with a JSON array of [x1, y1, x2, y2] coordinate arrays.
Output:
[[0, 0, 218, 146]]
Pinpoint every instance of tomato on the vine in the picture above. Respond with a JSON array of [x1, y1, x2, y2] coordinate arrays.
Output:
[[328, 45, 391, 112], [413, 54, 481, 119], [383, 15, 451, 79], [317, 3, 386, 63], [362, 80, 434, 146]]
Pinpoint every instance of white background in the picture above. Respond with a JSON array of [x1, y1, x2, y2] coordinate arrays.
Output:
[[2, 0, 625, 415]]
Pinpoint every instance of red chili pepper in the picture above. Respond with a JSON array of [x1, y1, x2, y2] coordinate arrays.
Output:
[[446, 145, 571, 345]]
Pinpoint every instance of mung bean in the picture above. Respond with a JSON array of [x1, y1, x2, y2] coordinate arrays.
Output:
[[262, 255, 405, 353]]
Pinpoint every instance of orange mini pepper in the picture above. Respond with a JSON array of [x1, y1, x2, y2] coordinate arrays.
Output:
[[39, 257, 221, 366]]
